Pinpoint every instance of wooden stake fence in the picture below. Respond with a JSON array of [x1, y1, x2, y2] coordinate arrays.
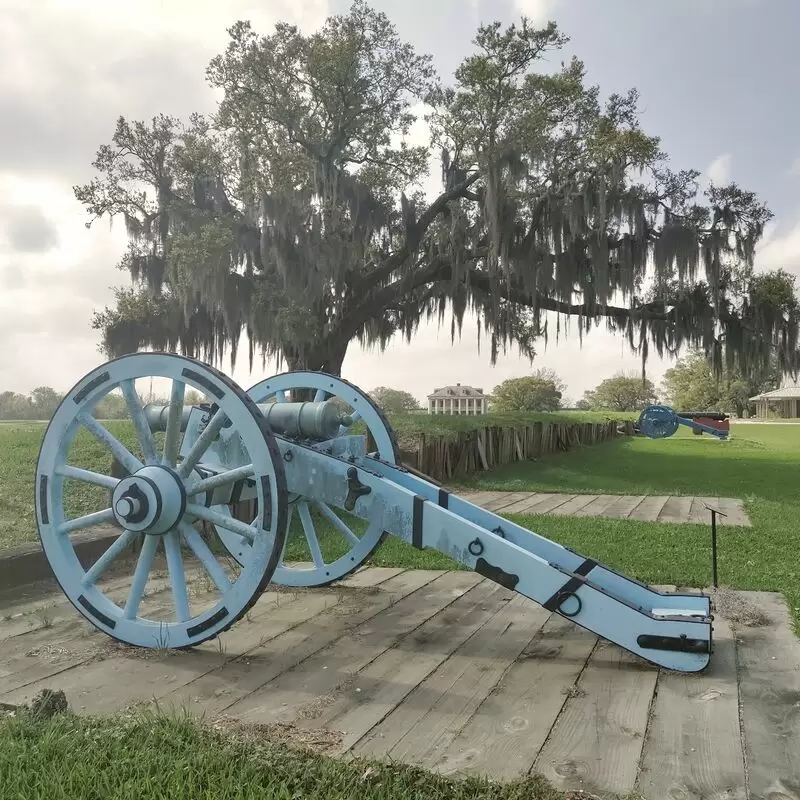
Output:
[[398, 419, 626, 483], [231, 418, 633, 520]]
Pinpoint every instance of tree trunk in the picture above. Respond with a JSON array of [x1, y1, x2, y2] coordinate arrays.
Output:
[[280, 335, 350, 401]]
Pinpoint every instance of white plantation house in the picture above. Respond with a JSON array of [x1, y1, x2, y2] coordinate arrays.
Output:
[[427, 383, 488, 415], [749, 383, 800, 418]]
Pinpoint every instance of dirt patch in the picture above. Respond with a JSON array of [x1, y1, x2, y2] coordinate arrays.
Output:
[[210, 714, 343, 753], [24, 643, 84, 663], [712, 587, 771, 627]]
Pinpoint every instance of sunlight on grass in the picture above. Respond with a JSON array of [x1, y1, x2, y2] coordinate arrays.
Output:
[[0, 707, 564, 800]]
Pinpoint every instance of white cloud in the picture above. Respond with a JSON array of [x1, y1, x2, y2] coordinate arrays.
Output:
[[705, 153, 732, 186], [513, 0, 555, 25], [0, 0, 330, 395], [789, 156, 800, 177], [756, 215, 800, 276]]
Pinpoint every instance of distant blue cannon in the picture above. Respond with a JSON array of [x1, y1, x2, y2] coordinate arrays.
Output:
[[637, 404, 729, 440]]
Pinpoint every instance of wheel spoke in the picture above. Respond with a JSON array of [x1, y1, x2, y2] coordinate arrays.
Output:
[[79, 414, 143, 475], [186, 464, 254, 498], [274, 390, 287, 403], [186, 504, 258, 543], [297, 501, 324, 568], [81, 529, 137, 587], [123, 534, 158, 619], [57, 508, 115, 536], [313, 389, 327, 402], [163, 530, 190, 623], [162, 379, 186, 467], [120, 379, 159, 464], [281, 505, 294, 560], [176, 409, 228, 478], [180, 521, 232, 593], [314, 501, 360, 546], [56, 465, 120, 490]]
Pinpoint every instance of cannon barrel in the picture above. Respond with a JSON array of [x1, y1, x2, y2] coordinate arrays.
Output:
[[143, 400, 353, 441]]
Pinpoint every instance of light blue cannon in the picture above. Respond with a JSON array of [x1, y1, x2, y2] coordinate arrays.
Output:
[[637, 404, 729, 440], [34, 353, 713, 672]]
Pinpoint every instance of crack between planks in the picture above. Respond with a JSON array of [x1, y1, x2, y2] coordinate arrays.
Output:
[[388, 600, 551, 764], [212, 572, 488, 718], [525, 635, 601, 778], [2, 568, 407, 703], [731, 620, 752, 800], [335, 583, 514, 755], [631, 665, 662, 795], [423, 608, 555, 773]]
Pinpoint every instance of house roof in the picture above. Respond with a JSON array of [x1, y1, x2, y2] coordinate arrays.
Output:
[[428, 383, 484, 398], [749, 385, 800, 401]]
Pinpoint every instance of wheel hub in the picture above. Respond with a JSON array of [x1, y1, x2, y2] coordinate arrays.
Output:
[[111, 465, 187, 534]]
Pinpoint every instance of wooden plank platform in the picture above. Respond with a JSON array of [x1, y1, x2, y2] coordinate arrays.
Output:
[[1, 567, 795, 798], [459, 491, 752, 527]]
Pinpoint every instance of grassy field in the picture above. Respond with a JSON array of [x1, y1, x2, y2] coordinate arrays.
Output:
[[455, 423, 800, 629], [0, 705, 566, 800]]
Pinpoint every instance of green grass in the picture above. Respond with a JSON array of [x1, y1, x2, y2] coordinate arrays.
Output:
[[454, 423, 800, 629], [0, 706, 569, 800]]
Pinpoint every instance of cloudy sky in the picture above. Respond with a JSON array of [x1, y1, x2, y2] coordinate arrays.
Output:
[[1, 0, 799, 405]]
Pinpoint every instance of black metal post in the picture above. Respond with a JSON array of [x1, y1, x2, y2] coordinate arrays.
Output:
[[710, 510, 718, 588]]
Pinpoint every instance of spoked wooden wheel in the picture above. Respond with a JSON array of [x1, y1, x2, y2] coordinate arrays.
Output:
[[35, 352, 288, 649], [210, 371, 401, 587], [637, 405, 680, 439]]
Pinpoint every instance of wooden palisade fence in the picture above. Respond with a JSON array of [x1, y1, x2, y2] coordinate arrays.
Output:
[[230, 418, 633, 521], [395, 419, 631, 484]]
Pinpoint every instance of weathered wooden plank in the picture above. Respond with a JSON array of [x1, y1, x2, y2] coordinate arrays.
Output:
[[696, 497, 721, 520], [339, 567, 406, 587], [714, 498, 751, 528], [0, 568, 182, 641], [548, 495, 600, 516], [0, 585, 347, 712], [0, 584, 196, 695], [523, 494, 577, 514], [533, 642, 657, 797], [352, 594, 547, 766], [735, 591, 800, 800], [224, 571, 487, 723], [460, 491, 510, 508], [484, 492, 536, 512], [600, 495, 646, 519], [498, 493, 547, 515], [687, 497, 713, 525], [434, 614, 597, 781], [635, 615, 746, 800], [657, 495, 693, 524], [507, 493, 564, 515], [152, 569, 447, 719], [571, 495, 620, 518], [306, 585, 519, 753], [627, 495, 670, 522]]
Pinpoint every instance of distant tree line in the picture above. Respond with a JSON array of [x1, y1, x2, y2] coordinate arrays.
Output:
[[5, 349, 781, 423], [0, 387, 208, 421]]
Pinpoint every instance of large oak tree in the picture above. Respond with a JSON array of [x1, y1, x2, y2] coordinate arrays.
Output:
[[78, 1, 800, 382]]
